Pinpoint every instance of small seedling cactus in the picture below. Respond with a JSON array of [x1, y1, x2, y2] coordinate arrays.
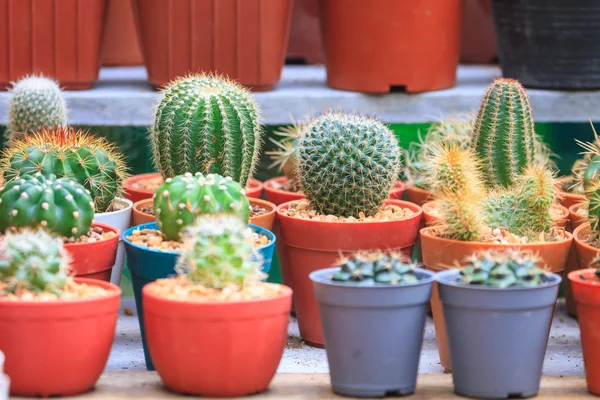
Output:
[[0, 228, 70, 295], [266, 115, 309, 188], [332, 251, 420, 285], [0, 173, 95, 238], [154, 172, 250, 241]]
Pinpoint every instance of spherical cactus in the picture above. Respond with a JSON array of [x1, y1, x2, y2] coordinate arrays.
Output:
[[150, 74, 264, 187], [332, 251, 419, 285], [175, 214, 263, 290], [0, 228, 70, 295], [0, 127, 129, 213], [297, 112, 401, 217], [7, 74, 68, 144], [154, 172, 250, 241], [0, 173, 95, 238]]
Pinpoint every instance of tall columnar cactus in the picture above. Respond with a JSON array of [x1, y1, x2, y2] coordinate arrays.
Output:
[[472, 78, 536, 188], [297, 112, 401, 217], [175, 214, 263, 290], [0, 127, 129, 213], [150, 74, 263, 187], [7, 74, 68, 144], [332, 251, 419, 285], [154, 172, 250, 241], [0, 229, 70, 295], [0, 173, 94, 238]]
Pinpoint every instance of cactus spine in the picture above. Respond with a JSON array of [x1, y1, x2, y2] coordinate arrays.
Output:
[[332, 251, 419, 285], [575, 124, 600, 239], [150, 74, 263, 187]]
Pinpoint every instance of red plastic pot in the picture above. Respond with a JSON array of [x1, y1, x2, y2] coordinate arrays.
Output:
[[143, 283, 292, 396], [101, 0, 143, 66], [565, 205, 589, 317], [460, 0, 497, 64], [276, 199, 422, 346], [65, 222, 119, 282], [406, 185, 433, 208], [0, 278, 120, 397], [287, 0, 323, 64], [556, 176, 586, 211]]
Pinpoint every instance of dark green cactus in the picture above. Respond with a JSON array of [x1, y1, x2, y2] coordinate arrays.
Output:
[[154, 172, 250, 241], [0, 173, 94, 238], [150, 74, 263, 187], [332, 251, 420, 285], [297, 112, 401, 217]]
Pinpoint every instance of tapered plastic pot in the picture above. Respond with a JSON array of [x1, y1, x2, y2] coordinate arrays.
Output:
[[405, 186, 432, 207], [438, 269, 561, 399], [311, 267, 434, 397], [568, 224, 600, 321], [564, 207, 589, 317], [556, 176, 586, 211], [460, 0, 497, 64], [123, 222, 276, 370], [101, 0, 143, 66], [277, 199, 422, 346], [287, 0, 323, 64], [0, 278, 120, 397]]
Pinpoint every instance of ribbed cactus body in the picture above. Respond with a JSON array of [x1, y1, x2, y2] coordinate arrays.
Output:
[[0, 173, 95, 238], [154, 173, 250, 241], [150, 74, 263, 187], [0, 127, 129, 213], [472, 78, 536, 188], [332, 251, 419, 285], [297, 112, 401, 217]]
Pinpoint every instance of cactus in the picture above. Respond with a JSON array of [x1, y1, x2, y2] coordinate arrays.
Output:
[[297, 112, 401, 217], [0, 127, 129, 213], [458, 249, 549, 288], [6, 74, 68, 144], [150, 74, 263, 187], [438, 191, 486, 242], [512, 165, 556, 237], [175, 214, 264, 290], [266, 115, 308, 186], [0, 173, 94, 238], [424, 142, 485, 195], [0, 229, 70, 295], [332, 251, 419, 285], [154, 172, 250, 241]]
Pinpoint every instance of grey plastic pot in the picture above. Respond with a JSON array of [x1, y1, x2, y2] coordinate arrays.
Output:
[[310, 267, 434, 398], [437, 269, 561, 399]]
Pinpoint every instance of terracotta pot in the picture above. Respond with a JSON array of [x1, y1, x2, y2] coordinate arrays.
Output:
[[65, 222, 120, 282], [246, 179, 264, 199], [565, 204, 589, 317], [319, 0, 463, 93], [556, 176, 586, 211], [101, 0, 143, 66], [287, 0, 323, 64], [570, 204, 588, 231], [0, 278, 120, 397], [569, 268, 600, 395], [264, 177, 305, 206], [460, 0, 497, 64], [277, 199, 423, 346], [405, 186, 433, 208], [388, 181, 407, 200], [143, 282, 291, 396], [570, 224, 600, 313], [420, 225, 573, 372], [132, 0, 293, 91], [0, 0, 107, 90], [132, 199, 156, 226]]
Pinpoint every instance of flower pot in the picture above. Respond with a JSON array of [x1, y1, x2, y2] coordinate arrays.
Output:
[[491, 0, 600, 89], [100, 0, 143, 66], [564, 205, 589, 317], [570, 204, 588, 231], [0, 0, 107, 90], [405, 185, 433, 207], [143, 283, 291, 396], [132, 0, 293, 91], [287, 0, 323, 64], [437, 269, 561, 399], [264, 176, 305, 206], [245, 178, 264, 199], [460, 0, 497, 64], [93, 198, 133, 286], [64, 222, 120, 282], [556, 176, 586, 211], [276, 199, 422, 346], [311, 267, 434, 397], [0, 278, 120, 397], [568, 224, 600, 320], [319, 0, 463, 93], [420, 225, 573, 371], [569, 268, 600, 395], [123, 221, 275, 370]]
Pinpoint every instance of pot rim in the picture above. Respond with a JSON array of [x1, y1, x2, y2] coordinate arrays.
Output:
[[569, 202, 587, 215], [264, 176, 303, 197], [95, 197, 133, 218], [568, 268, 600, 286], [405, 185, 431, 195], [63, 222, 121, 249], [573, 223, 600, 255], [132, 197, 276, 218], [436, 269, 562, 292], [310, 266, 435, 289]]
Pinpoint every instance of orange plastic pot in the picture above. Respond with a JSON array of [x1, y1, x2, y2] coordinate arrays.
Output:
[[264, 177, 305, 206], [556, 176, 586, 211], [569, 268, 600, 395], [101, 0, 143, 66], [565, 205, 589, 316], [287, 0, 323, 64], [421, 225, 573, 371], [0, 278, 120, 397], [569, 204, 588, 231], [64, 222, 119, 282], [460, 0, 497, 64], [277, 199, 423, 346], [568, 224, 600, 318], [388, 181, 407, 200], [143, 283, 291, 396], [245, 179, 264, 199], [132, 199, 156, 226], [406, 186, 433, 207], [319, 0, 463, 93]]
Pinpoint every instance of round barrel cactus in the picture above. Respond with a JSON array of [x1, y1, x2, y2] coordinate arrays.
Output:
[[332, 251, 419, 285]]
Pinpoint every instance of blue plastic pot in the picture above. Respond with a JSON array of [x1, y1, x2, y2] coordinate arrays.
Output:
[[123, 222, 275, 370]]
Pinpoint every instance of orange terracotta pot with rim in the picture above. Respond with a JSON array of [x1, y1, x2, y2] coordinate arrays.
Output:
[[556, 176, 586, 211], [101, 0, 143, 66], [65, 222, 120, 282], [406, 186, 433, 208], [565, 204, 589, 317], [421, 225, 573, 372], [287, 0, 323, 64]]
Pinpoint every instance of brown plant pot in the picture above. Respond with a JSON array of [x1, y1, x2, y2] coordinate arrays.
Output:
[[556, 176, 586, 211], [101, 0, 143, 66], [421, 225, 573, 372], [319, 0, 463, 93], [405, 186, 433, 208], [132, 0, 293, 91], [567, 224, 600, 320], [565, 204, 588, 317], [460, 0, 497, 64], [0, 0, 107, 90], [286, 0, 323, 64]]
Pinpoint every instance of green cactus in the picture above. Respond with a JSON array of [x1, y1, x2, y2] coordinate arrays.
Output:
[[154, 172, 250, 241], [332, 251, 420, 285], [297, 112, 401, 217], [175, 214, 264, 290], [0, 173, 94, 238], [7, 74, 68, 144], [150, 74, 263, 187], [266, 115, 308, 187], [0, 228, 70, 296], [0, 127, 129, 213]]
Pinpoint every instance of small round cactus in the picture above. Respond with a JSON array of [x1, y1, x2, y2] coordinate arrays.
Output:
[[332, 251, 419, 285], [0, 228, 70, 295], [425, 142, 485, 195], [0, 173, 95, 238], [154, 172, 250, 241], [297, 112, 401, 217], [175, 214, 263, 290]]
